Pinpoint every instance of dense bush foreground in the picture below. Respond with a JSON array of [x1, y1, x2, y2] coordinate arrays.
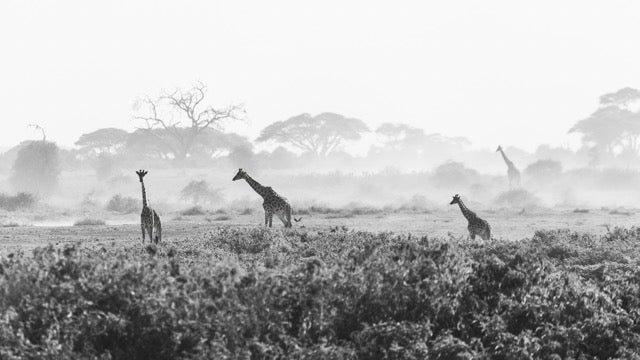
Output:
[[3, 227, 640, 359]]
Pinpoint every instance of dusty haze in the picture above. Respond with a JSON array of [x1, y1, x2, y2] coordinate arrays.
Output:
[[1, 0, 640, 222]]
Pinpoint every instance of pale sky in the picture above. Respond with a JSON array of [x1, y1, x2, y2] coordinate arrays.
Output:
[[1, 0, 639, 152]]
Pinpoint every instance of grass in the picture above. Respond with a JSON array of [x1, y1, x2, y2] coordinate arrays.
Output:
[[2, 226, 640, 358]]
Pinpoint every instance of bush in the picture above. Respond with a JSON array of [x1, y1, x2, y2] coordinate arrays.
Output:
[[180, 206, 206, 216], [494, 189, 541, 208], [10, 141, 61, 196], [0, 192, 36, 211], [106, 194, 138, 214], [3, 228, 640, 358], [429, 161, 478, 188], [524, 159, 563, 182], [73, 218, 106, 226], [180, 180, 223, 205]]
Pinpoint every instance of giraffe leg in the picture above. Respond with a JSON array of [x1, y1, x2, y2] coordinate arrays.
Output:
[[264, 212, 269, 226], [147, 225, 154, 243], [156, 223, 162, 244], [285, 207, 293, 228], [268, 213, 273, 227], [141, 223, 145, 243]]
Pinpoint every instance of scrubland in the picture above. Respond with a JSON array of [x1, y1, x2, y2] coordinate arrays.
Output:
[[2, 223, 640, 359]]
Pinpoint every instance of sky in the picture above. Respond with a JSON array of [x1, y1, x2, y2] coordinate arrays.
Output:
[[0, 0, 639, 152]]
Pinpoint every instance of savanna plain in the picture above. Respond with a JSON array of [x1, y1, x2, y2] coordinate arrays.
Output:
[[3, 169, 640, 359]]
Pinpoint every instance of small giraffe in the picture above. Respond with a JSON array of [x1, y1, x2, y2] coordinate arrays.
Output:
[[232, 168, 301, 228], [450, 194, 491, 241], [136, 170, 162, 244], [496, 145, 521, 189]]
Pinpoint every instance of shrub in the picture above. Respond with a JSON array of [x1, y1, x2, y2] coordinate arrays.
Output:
[[73, 218, 106, 226], [3, 228, 640, 358], [180, 206, 206, 216], [429, 161, 478, 188], [180, 180, 223, 205], [0, 192, 36, 211], [524, 159, 563, 182], [106, 194, 138, 214], [494, 189, 541, 208]]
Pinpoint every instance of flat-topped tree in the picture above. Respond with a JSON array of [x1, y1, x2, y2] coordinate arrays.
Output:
[[257, 112, 369, 157]]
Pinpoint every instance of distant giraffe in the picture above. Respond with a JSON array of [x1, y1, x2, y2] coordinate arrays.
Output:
[[450, 194, 491, 241], [136, 170, 162, 244], [232, 168, 301, 228], [496, 145, 521, 189]]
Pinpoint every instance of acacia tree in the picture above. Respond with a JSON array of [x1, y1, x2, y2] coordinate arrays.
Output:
[[374, 122, 470, 154], [75, 128, 129, 156], [257, 112, 369, 156], [134, 82, 244, 162], [569, 87, 640, 158]]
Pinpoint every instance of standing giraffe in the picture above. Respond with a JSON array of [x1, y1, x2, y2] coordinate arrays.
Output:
[[450, 194, 491, 241], [136, 170, 162, 244], [496, 145, 521, 189], [232, 168, 301, 228]]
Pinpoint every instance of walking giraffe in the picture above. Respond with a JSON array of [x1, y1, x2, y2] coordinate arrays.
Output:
[[136, 170, 162, 244], [232, 168, 301, 228], [496, 145, 521, 189], [450, 194, 491, 241]]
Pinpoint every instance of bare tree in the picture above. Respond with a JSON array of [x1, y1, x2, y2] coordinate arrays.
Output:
[[28, 124, 46, 142], [134, 82, 245, 162]]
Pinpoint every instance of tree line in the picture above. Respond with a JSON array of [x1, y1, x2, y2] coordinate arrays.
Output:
[[2, 85, 640, 197]]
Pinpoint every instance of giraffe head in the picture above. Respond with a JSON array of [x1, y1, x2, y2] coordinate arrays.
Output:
[[496, 145, 503, 152], [450, 194, 461, 205], [232, 168, 246, 181], [136, 169, 148, 182]]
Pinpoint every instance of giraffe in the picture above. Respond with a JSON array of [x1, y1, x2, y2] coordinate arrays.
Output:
[[232, 168, 301, 228], [450, 194, 491, 241], [496, 145, 521, 189], [136, 170, 162, 244]]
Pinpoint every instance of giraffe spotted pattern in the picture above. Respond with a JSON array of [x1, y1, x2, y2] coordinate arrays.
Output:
[[450, 194, 491, 241], [233, 168, 301, 228], [136, 169, 162, 244]]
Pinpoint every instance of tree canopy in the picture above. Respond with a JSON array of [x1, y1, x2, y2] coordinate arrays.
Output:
[[374, 122, 470, 154], [257, 112, 369, 156], [569, 88, 640, 157], [75, 128, 129, 155]]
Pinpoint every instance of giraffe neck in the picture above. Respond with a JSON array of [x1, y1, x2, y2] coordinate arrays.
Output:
[[499, 148, 515, 169], [243, 174, 269, 198], [457, 200, 475, 221], [140, 180, 148, 207]]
